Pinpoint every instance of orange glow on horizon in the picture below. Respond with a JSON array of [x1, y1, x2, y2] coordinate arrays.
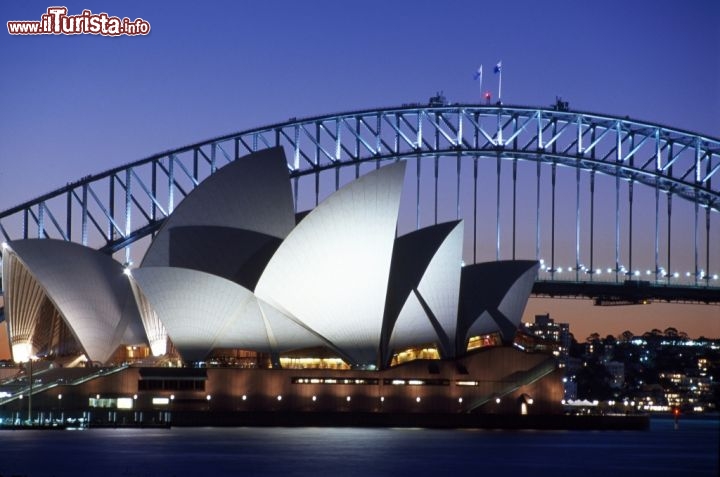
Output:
[[523, 298, 720, 342]]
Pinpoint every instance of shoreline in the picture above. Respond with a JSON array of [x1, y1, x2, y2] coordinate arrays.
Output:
[[0, 412, 650, 431]]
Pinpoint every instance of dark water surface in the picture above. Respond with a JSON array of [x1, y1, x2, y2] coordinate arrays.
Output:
[[0, 418, 717, 477]]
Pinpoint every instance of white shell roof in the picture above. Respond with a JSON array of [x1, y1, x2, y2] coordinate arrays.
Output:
[[141, 146, 295, 278], [131, 267, 326, 362], [255, 161, 407, 366], [3, 239, 146, 363], [128, 279, 167, 357], [387, 221, 463, 358], [1, 148, 542, 368], [413, 221, 463, 350], [496, 264, 539, 332], [459, 260, 539, 347]]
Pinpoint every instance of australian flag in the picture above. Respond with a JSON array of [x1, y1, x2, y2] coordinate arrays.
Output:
[[473, 65, 483, 80], [494, 61, 502, 74]]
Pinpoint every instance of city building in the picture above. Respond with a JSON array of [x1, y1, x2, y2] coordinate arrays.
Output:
[[605, 361, 625, 389], [517, 314, 570, 363]]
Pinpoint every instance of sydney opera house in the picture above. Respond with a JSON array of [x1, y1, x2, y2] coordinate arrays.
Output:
[[0, 147, 562, 424]]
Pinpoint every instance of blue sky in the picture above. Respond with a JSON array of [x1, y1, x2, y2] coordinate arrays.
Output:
[[1, 0, 718, 340]]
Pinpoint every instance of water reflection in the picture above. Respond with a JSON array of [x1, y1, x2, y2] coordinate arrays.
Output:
[[0, 419, 716, 477]]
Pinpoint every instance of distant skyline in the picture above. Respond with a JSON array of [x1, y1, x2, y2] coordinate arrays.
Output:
[[1, 0, 718, 356]]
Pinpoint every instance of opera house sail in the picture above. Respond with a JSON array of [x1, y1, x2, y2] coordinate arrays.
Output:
[[0, 147, 562, 419]]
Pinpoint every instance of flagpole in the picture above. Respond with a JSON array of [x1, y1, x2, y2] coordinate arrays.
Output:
[[498, 68, 502, 102], [479, 69, 483, 102], [494, 61, 503, 103], [474, 65, 483, 103]]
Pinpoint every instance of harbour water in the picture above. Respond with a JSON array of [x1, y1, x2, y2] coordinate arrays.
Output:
[[0, 417, 717, 477]]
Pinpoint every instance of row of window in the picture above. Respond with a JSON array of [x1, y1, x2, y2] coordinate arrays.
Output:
[[291, 377, 480, 387], [138, 379, 206, 391], [136, 378, 483, 392], [291, 377, 379, 385]]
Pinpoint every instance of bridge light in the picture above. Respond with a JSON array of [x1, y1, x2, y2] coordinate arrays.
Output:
[[673, 272, 679, 278], [685, 272, 691, 277], [634, 270, 640, 277], [713, 274, 718, 280], [557, 267, 563, 273], [596, 269, 602, 275], [607, 268, 612, 274], [646, 270, 652, 275]]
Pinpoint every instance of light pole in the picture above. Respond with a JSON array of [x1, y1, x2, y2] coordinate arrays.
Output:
[[58, 394, 63, 423], [27, 357, 33, 426]]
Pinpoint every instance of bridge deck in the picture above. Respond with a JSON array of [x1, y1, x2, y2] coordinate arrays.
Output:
[[532, 280, 720, 305]]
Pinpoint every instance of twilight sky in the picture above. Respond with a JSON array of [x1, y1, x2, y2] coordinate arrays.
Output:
[[1, 0, 719, 350]]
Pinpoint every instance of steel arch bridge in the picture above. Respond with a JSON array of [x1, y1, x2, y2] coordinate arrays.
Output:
[[1, 104, 719, 303]]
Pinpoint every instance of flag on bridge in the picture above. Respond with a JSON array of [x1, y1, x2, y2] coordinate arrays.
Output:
[[474, 65, 483, 102], [474, 65, 483, 81], [494, 61, 502, 74]]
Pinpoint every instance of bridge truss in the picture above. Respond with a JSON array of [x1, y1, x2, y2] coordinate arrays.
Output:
[[1, 104, 718, 300]]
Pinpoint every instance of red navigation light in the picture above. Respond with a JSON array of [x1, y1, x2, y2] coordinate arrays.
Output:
[[484, 91, 492, 100], [673, 408, 680, 416]]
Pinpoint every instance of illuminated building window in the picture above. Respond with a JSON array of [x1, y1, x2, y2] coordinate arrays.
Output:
[[467, 333, 501, 351], [280, 357, 350, 369], [291, 377, 379, 385], [279, 347, 350, 370], [382, 378, 449, 386], [390, 345, 440, 366], [207, 349, 269, 369], [89, 397, 117, 408], [117, 397, 134, 409], [122, 345, 151, 360]]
